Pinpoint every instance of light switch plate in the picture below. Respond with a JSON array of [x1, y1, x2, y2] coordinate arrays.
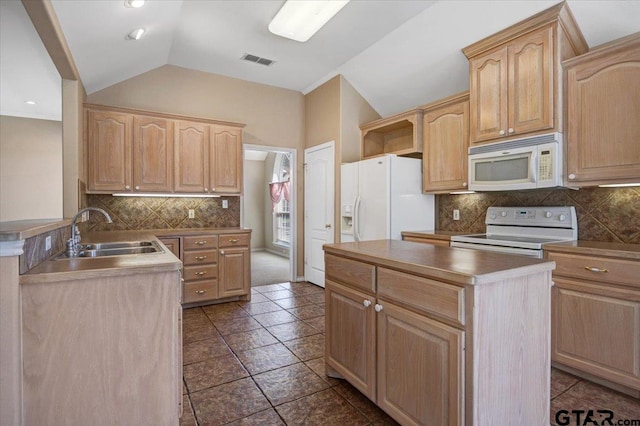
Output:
[[453, 209, 460, 221], [45, 236, 52, 251], [188, 209, 195, 219], [222, 200, 228, 209]]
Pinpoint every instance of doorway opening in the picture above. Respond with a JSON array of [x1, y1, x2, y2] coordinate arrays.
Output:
[[242, 145, 296, 287]]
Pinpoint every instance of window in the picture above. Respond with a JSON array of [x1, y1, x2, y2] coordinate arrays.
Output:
[[272, 153, 291, 247]]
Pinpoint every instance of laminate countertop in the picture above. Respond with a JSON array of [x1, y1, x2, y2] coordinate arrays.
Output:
[[0, 218, 70, 241], [324, 239, 555, 286], [543, 240, 640, 260], [400, 230, 468, 241]]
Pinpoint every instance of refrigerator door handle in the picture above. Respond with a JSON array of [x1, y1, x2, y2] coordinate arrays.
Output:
[[353, 196, 362, 241]]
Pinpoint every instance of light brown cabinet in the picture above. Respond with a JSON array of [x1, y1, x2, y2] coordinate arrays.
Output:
[[181, 234, 219, 304], [421, 92, 469, 193], [563, 33, 640, 187], [87, 109, 132, 192], [463, 2, 587, 145], [86, 104, 245, 195], [159, 237, 180, 258], [545, 244, 640, 396], [218, 234, 251, 299], [360, 109, 423, 159]]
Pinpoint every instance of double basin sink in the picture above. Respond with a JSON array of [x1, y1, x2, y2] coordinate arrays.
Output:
[[55, 240, 164, 259]]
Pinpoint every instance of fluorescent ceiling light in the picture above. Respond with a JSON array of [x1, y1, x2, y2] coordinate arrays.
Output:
[[598, 183, 640, 188], [24, 100, 37, 105], [126, 28, 145, 40], [269, 0, 350, 42], [113, 193, 222, 198], [124, 0, 146, 8]]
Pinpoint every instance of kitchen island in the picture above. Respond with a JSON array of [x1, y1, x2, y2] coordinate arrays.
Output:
[[15, 229, 183, 426], [324, 240, 556, 426]]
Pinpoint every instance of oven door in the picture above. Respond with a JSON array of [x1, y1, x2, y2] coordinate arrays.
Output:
[[450, 241, 542, 258], [468, 146, 537, 191]]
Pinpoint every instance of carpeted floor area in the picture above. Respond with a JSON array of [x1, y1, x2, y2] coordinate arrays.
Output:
[[251, 251, 290, 287]]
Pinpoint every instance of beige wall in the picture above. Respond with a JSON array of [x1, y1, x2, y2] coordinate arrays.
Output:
[[340, 77, 380, 163], [305, 75, 341, 150], [243, 159, 266, 249], [62, 79, 85, 217], [0, 116, 63, 221], [86, 64, 306, 274]]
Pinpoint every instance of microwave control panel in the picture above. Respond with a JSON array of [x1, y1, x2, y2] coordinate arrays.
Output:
[[539, 149, 553, 181]]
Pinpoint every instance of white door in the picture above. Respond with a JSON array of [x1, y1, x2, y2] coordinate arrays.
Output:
[[304, 142, 335, 287]]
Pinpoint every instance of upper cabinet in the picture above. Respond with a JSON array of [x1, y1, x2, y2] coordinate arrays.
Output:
[[421, 92, 469, 193], [463, 2, 587, 145], [86, 105, 245, 195], [563, 33, 640, 187], [360, 109, 423, 159]]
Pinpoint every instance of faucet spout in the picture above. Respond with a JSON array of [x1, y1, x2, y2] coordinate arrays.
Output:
[[67, 207, 113, 257]]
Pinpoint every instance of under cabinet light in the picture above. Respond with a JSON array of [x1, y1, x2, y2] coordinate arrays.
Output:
[[598, 183, 640, 188], [449, 191, 476, 195], [269, 0, 350, 42], [126, 28, 145, 40], [113, 193, 221, 198], [124, 0, 146, 8], [24, 100, 37, 105]]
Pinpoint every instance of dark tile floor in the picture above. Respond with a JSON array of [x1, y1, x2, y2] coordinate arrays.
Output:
[[181, 281, 640, 426]]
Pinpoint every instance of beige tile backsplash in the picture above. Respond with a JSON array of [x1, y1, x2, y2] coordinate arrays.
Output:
[[437, 186, 640, 244]]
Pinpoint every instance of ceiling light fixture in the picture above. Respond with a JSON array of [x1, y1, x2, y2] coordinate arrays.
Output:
[[24, 100, 37, 105], [126, 28, 145, 40], [269, 0, 350, 42], [124, 0, 146, 8]]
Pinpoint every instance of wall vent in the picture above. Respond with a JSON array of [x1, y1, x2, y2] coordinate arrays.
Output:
[[241, 53, 275, 66]]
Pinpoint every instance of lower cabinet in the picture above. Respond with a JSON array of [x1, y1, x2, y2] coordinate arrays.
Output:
[[219, 247, 250, 298]]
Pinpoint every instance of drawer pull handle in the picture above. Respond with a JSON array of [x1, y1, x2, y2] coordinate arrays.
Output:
[[195, 256, 207, 260], [585, 266, 608, 273], [195, 271, 207, 276], [363, 299, 372, 308], [229, 239, 239, 243], [195, 241, 207, 245], [195, 290, 208, 295]]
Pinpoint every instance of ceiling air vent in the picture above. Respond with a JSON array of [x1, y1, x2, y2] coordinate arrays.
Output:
[[241, 53, 275, 66]]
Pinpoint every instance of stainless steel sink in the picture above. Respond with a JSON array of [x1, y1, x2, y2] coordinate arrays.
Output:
[[54, 241, 163, 260]]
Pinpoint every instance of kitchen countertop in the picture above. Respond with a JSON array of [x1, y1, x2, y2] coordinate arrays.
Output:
[[400, 230, 468, 240], [543, 240, 640, 260], [20, 231, 181, 284], [324, 239, 555, 285], [0, 218, 71, 241]]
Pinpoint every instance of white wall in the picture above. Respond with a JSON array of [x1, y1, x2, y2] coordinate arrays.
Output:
[[0, 115, 63, 221], [243, 159, 266, 249]]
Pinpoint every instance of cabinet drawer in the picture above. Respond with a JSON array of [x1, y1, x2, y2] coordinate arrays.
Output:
[[326, 254, 375, 293], [183, 265, 218, 281], [548, 252, 640, 288], [183, 279, 217, 304], [377, 267, 465, 327], [183, 235, 218, 251], [219, 233, 250, 247], [183, 249, 218, 266]]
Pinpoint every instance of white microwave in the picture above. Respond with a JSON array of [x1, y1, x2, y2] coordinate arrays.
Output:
[[468, 133, 563, 191]]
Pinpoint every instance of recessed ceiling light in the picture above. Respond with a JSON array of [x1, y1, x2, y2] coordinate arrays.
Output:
[[124, 0, 146, 8], [126, 28, 145, 40], [269, 0, 350, 42], [25, 101, 37, 105]]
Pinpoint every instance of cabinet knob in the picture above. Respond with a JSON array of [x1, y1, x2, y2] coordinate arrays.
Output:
[[585, 266, 608, 273], [135, 186, 140, 190], [194, 271, 207, 276], [374, 304, 383, 313], [499, 130, 505, 136], [220, 250, 225, 255], [212, 188, 216, 192], [363, 300, 372, 308], [204, 188, 208, 192], [125, 185, 130, 190], [568, 174, 576, 180], [195, 289, 208, 295], [195, 256, 207, 260], [508, 128, 514, 134], [462, 182, 467, 187]]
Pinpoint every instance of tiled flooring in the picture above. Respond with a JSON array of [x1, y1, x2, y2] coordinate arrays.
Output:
[[181, 281, 640, 426]]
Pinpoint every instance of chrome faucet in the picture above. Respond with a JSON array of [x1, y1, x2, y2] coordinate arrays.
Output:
[[66, 207, 113, 257]]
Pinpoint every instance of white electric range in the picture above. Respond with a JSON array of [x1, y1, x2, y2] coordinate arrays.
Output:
[[450, 206, 577, 258]]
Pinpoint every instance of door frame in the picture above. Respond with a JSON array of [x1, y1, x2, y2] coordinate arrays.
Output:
[[241, 144, 297, 282], [304, 140, 335, 286]]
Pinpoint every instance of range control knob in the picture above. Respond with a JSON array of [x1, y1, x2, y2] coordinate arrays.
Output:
[[544, 211, 553, 218], [500, 211, 508, 217], [490, 213, 497, 220], [559, 214, 567, 221]]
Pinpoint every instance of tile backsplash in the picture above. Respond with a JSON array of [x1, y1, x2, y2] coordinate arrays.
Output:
[[85, 195, 240, 231], [437, 186, 640, 244], [20, 225, 70, 274]]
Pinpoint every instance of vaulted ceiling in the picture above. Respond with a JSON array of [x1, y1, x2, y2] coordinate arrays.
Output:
[[3, 0, 639, 121]]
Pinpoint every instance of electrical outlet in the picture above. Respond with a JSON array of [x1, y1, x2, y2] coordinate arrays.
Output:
[[453, 209, 460, 221], [81, 211, 89, 222], [222, 200, 228, 209], [188, 209, 195, 219], [45, 236, 52, 251]]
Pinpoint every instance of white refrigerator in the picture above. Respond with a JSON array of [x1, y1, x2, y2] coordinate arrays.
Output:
[[340, 155, 434, 242]]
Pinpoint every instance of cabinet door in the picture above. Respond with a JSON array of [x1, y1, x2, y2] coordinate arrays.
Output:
[[133, 116, 173, 192], [469, 47, 508, 144], [377, 301, 464, 426], [566, 45, 640, 185], [174, 121, 209, 193], [158, 237, 180, 258], [423, 100, 469, 192], [508, 26, 554, 136], [210, 125, 243, 193], [552, 278, 640, 390], [218, 247, 249, 298], [87, 110, 132, 192], [325, 280, 376, 400]]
